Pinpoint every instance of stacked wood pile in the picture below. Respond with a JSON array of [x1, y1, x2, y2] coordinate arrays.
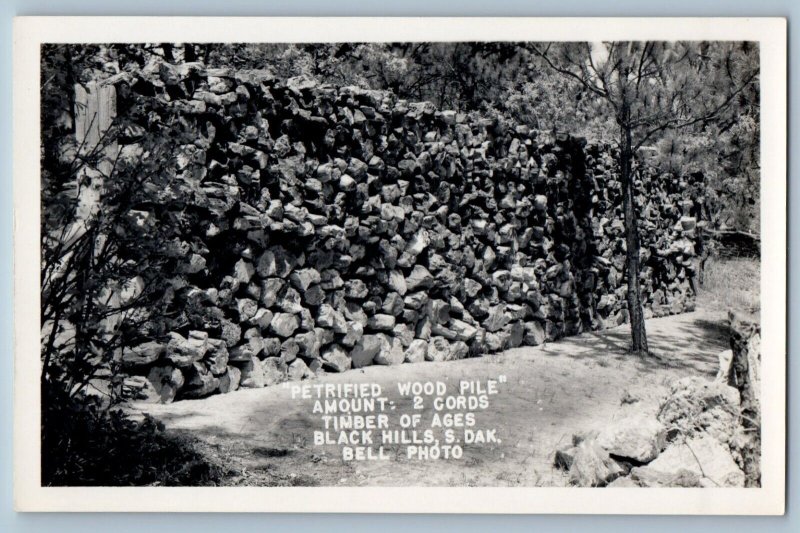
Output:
[[103, 60, 700, 403]]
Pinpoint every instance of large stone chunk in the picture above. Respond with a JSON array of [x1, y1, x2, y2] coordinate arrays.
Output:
[[204, 338, 229, 375], [374, 334, 405, 366], [491, 269, 512, 291], [483, 305, 510, 333], [280, 338, 300, 363], [596, 415, 667, 463], [381, 292, 405, 316], [403, 291, 429, 310], [426, 299, 451, 324], [320, 269, 344, 290], [243, 327, 265, 354], [233, 258, 255, 284], [406, 265, 434, 291], [680, 216, 697, 231], [262, 357, 288, 386], [567, 440, 627, 487], [344, 302, 369, 326], [228, 343, 258, 362], [182, 363, 220, 399], [484, 332, 506, 352], [642, 434, 745, 487], [430, 322, 456, 341], [339, 173, 356, 191], [147, 365, 185, 403], [269, 312, 300, 337], [449, 319, 478, 342], [404, 339, 428, 363], [368, 313, 396, 331], [288, 358, 313, 381], [303, 284, 326, 306], [351, 334, 382, 368], [218, 366, 241, 394], [344, 279, 369, 299], [406, 229, 430, 256], [380, 203, 405, 222], [448, 340, 470, 360], [122, 376, 160, 403], [165, 331, 209, 367], [415, 317, 433, 341], [341, 321, 365, 347], [321, 344, 351, 373], [256, 246, 296, 278], [251, 308, 274, 329], [179, 253, 206, 275], [295, 330, 322, 359], [317, 304, 347, 332], [261, 337, 281, 358], [523, 321, 546, 346], [238, 356, 265, 388], [122, 341, 164, 367], [502, 321, 525, 349], [219, 319, 242, 348], [388, 270, 407, 296], [625, 467, 701, 488], [290, 268, 322, 292], [237, 298, 258, 322], [260, 278, 286, 307], [426, 336, 452, 362], [299, 308, 315, 332], [277, 286, 304, 314], [393, 323, 415, 347], [510, 265, 537, 285], [464, 278, 482, 298]]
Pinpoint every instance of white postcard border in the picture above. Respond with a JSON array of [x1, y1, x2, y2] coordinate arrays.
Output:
[[13, 16, 787, 514]]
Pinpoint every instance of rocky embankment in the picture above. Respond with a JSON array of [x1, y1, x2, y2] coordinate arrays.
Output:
[[554, 313, 761, 487]]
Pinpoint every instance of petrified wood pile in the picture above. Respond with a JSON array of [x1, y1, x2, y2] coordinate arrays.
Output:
[[109, 60, 700, 403]]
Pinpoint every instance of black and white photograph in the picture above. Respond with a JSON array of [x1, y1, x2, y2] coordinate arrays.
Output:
[[13, 17, 787, 514]]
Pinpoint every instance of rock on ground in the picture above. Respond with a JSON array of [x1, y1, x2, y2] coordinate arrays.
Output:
[[566, 439, 627, 487], [147, 365, 185, 403], [596, 415, 667, 463], [641, 433, 745, 487]]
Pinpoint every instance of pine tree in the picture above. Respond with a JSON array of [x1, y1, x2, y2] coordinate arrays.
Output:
[[532, 41, 759, 355]]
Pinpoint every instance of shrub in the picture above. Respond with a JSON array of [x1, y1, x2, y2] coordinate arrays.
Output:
[[42, 385, 231, 486]]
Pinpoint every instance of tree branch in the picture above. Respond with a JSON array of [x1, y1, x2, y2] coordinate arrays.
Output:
[[530, 44, 608, 98]]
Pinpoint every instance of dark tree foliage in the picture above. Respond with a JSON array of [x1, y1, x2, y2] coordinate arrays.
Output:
[[41, 44, 228, 485]]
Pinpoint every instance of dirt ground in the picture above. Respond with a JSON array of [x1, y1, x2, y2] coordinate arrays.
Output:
[[138, 305, 730, 487]]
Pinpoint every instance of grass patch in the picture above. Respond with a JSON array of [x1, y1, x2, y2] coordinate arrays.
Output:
[[698, 256, 760, 317]]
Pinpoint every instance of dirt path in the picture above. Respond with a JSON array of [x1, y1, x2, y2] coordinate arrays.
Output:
[[138, 310, 728, 487]]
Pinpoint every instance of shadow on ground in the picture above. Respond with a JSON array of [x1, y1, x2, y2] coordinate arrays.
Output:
[[140, 309, 729, 487]]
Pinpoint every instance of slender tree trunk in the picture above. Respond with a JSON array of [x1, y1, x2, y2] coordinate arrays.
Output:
[[183, 43, 196, 62], [619, 106, 649, 356], [161, 44, 174, 62]]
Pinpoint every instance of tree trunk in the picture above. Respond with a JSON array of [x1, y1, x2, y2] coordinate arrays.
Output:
[[619, 110, 649, 356]]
